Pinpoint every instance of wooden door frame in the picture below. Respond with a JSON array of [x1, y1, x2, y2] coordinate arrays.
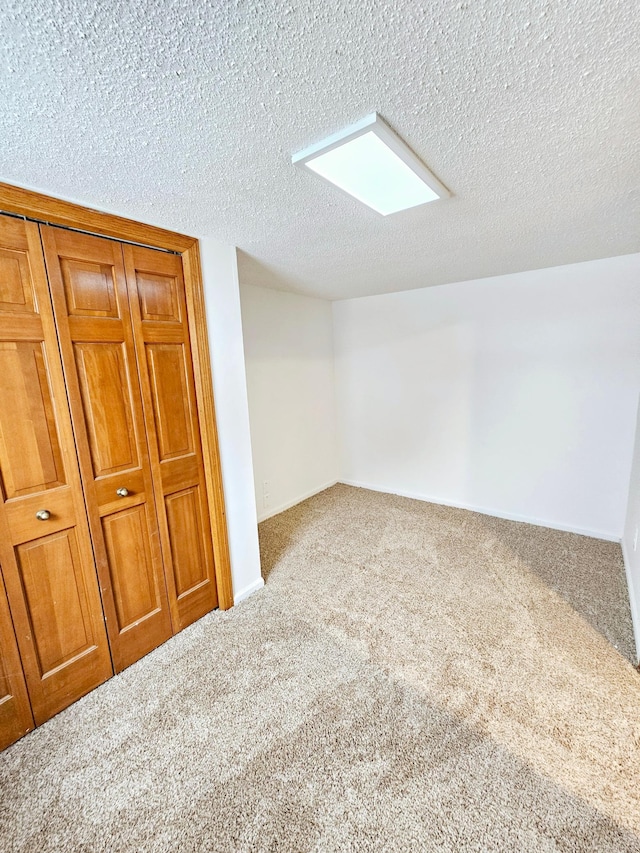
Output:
[[0, 182, 234, 610]]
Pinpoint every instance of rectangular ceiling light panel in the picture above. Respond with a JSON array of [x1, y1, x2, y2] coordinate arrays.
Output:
[[292, 113, 450, 216]]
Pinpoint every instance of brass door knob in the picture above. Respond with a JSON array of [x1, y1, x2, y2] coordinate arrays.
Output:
[[36, 509, 51, 521], [116, 487, 129, 497]]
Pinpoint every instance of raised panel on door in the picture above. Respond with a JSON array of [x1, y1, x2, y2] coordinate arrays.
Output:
[[0, 246, 36, 314], [146, 343, 194, 461], [123, 245, 218, 630], [41, 227, 172, 672], [165, 486, 208, 597], [16, 529, 98, 677], [0, 341, 65, 498], [0, 569, 33, 750], [0, 215, 112, 726], [74, 342, 138, 476], [102, 504, 165, 633]]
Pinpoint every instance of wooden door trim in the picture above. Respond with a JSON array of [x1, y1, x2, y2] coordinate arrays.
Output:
[[181, 242, 234, 611], [0, 183, 234, 610], [0, 182, 195, 253]]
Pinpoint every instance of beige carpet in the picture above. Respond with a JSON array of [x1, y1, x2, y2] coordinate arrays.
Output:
[[1, 484, 639, 852]]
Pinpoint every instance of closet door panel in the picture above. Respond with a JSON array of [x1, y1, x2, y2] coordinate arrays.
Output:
[[0, 570, 34, 750], [73, 342, 138, 476], [41, 227, 172, 672], [123, 245, 218, 630], [60, 258, 119, 317], [0, 245, 35, 312], [165, 486, 209, 596], [0, 341, 65, 498], [146, 343, 194, 460], [0, 216, 112, 726], [102, 504, 165, 630], [16, 529, 97, 676], [136, 270, 181, 322]]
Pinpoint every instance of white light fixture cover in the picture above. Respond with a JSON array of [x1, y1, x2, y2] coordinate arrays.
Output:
[[292, 113, 451, 216]]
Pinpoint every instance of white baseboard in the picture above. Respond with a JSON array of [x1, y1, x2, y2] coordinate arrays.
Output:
[[621, 540, 640, 664], [257, 480, 339, 523], [339, 480, 621, 542], [233, 577, 265, 605]]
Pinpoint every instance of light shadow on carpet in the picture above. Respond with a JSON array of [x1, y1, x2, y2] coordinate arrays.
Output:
[[1, 484, 639, 852]]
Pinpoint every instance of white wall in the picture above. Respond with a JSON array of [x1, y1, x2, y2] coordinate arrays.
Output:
[[240, 283, 338, 521], [333, 254, 640, 540], [622, 399, 640, 661], [199, 239, 263, 602]]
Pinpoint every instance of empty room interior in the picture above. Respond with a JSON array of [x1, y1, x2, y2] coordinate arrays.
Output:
[[1, 1, 640, 851]]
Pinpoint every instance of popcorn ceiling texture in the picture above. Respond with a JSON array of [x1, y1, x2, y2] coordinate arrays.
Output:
[[0, 0, 638, 299]]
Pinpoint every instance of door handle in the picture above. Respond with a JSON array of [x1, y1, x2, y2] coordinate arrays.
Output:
[[116, 488, 129, 497], [35, 509, 51, 521]]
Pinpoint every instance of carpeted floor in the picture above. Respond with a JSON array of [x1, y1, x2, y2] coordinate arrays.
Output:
[[1, 484, 639, 852]]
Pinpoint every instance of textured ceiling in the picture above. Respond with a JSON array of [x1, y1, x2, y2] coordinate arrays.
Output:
[[1, 0, 638, 299]]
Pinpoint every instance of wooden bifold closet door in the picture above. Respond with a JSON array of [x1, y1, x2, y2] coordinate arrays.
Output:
[[41, 227, 174, 673], [122, 245, 218, 629], [0, 216, 113, 733], [0, 205, 225, 752], [40, 227, 218, 663]]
